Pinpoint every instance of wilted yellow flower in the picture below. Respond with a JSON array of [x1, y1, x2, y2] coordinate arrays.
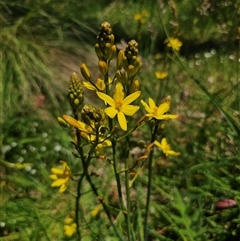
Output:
[[49, 161, 71, 193], [154, 138, 180, 156], [64, 211, 76, 237], [96, 82, 141, 131], [155, 71, 168, 79], [82, 78, 112, 91], [164, 37, 182, 51], [141, 97, 178, 120], [62, 115, 111, 153], [0, 159, 33, 170]]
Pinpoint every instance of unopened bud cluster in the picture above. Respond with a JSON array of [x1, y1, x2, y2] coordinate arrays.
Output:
[[81, 104, 103, 126], [68, 72, 84, 112], [95, 21, 116, 61], [116, 40, 141, 91]]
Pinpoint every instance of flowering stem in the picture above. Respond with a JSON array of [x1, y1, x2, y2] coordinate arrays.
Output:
[[144, 122, 158, 240]]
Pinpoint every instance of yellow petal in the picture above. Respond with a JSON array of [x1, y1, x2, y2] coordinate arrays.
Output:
[[82, 81, 96, 90], [122, 91, 141, 105], [161, 138, 168, 148], [167, 150, 180, 156], [148, 98, 156, 110], [63, 115, 80, 129], [51, 167, 64, 175], [99, 138, 112, 147], [155, 114, 178, 120], [64, 224, 76, 237], [96, 92, 115, 107], [155, 71, 168, 79], [105, 107, 118, 118], [140, 100, 152, 113], [121, 105, 139, 116], [154, 140, 162, 150], [117, 112, 127, 131], [49, 174, 58, 180], [51, 178, 67, 187], [64, 217, 74, 224], [157, 102, 170, 115], [59, 184, 67, 193], [113, 82, 124, 102]]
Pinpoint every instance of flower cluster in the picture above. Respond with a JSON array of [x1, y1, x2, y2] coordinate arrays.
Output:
[[164, 37, 182, 51], [49, 161, 71, 193], [64, 211, 76, 237]]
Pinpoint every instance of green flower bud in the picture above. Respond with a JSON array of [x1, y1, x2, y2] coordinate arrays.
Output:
[[68, 72, 84, 111], [132, 57, 141, 76]]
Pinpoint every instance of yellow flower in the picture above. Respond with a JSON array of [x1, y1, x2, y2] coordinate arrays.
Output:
[[154, 138, 180, 156], [49, 161, 71, 193], [155, 71, 168, 79], [96, 82, 141, 131], [64, 212, 76, 237], [164, 37, 182, 51], [141, 97, 178, 120], [90, 204, 103, 217], [134, 13, 142, 21], [134, 10, 149, 23]]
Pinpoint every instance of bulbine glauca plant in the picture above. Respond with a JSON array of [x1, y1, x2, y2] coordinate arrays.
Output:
[[50, 21, 180, 240]]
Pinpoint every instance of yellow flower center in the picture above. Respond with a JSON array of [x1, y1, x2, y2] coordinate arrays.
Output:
[[153, 106, 158, 116], [116, 101, 122, 111]]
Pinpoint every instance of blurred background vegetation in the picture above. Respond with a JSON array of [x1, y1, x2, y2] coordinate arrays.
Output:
[[1, 0, 240, 240]]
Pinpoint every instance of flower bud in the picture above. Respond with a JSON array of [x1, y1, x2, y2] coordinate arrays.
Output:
[[132, 57, 141, 76], [80, 63, 91, 81], [57, 116, 68, 127], [127, 65, 135, 78], [95, 43, 104, 59], [98, 60, 108, 75], [105, 43, 113, 60], [96, 78, 105, 91], [68, 72, 84, 111], [117, 50, 126, 69], [109, 44, 117, 60], [130, 80, 139, 93], [122, 70, 129, 86]]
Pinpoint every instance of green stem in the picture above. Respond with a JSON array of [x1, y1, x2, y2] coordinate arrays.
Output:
[[125, 135, 132, 241], [85, 174, 125, 241], [73, 112, 85, 240], [112, 138, 126, 217], [144, 122, 158, 240]]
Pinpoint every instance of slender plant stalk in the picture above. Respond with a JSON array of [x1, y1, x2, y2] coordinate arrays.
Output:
[[144, 122, 158, 240], [124, 134, 132, 241]]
